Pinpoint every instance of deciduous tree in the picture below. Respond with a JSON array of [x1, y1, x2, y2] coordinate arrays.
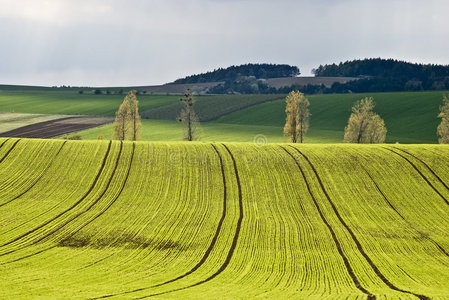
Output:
[[113, 90, 142, 141], [438, 95, 449, 144], [344, 97, 387, 143], [128, 91, 142, 141], [284, 91, 310, 143]]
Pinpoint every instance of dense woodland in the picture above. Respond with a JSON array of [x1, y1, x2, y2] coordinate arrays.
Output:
[[313, 58, 449, 93], [175, 60, 449, 94], [173, 63, 300, 84]]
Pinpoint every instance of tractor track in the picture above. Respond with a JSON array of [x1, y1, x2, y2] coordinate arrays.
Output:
[[0, 142, 131, 266], [280, 146, 375, 300], [392, 147, 449, 193], [0, 141, 67, 208], [362, 167, 449, 259], [92, 143, 229, 299], [0, 138, 10, 150], [0, 139, 21, 164], [383, 147, 449, 206], [0, 140, 113, 253], [134, 143, 244, 299], [289, 145, 429, 300]]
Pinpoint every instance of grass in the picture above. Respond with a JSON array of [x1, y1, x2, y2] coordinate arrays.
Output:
[[0, 138, 448, 298], [0, 90, 179, 116], [217, 91, 448, 143], [1, 85, 448, 143], [141, 94, 284, 121]]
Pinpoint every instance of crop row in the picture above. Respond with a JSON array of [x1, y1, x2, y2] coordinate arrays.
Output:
[[0, 138, 448, 299]]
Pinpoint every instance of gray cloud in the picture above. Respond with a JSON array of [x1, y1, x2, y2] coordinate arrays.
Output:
[[0, 0, 448, 86]]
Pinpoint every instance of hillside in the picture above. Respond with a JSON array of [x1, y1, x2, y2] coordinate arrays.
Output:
[[173, 63, 300, 84], [1, 138, 449, 298]]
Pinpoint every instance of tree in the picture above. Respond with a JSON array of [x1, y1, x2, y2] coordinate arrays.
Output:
[[344, 97, 387, 143], [178, 89, 200, 141], [113, 90, 142, 141], [127, 90, 142, 141], [437, 95, 449, 144], [113, 99, 129, 140], [284, 91, 310, 143]]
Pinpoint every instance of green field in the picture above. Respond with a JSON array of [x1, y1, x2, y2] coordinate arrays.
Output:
[[1, 86, 448, 143], [0, 89, 179, 116], [1, 138, 449, 298]]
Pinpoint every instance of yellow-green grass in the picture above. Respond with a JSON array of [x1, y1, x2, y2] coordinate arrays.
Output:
[[0, 91, 179, 116], [74, 119, 342, 143], [1, 138, 449, 298]]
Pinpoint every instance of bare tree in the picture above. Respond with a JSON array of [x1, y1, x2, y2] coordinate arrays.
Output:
[[284, 91, 310, 143], [178, 89, 200, 141], [438, 95, 449, 144], [344, 97, 387, 143]]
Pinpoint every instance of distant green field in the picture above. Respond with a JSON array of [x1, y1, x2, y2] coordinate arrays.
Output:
[[0, 90, 179, 116], [217, 91, 448, 143], [1, 138, 449, 298], [77, 119, 340, 143], [141, 94, 284, 121], [1, 85, 447, 143]]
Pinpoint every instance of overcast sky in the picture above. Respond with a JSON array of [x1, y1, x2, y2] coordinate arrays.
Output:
[[1, 0, 448, 87]]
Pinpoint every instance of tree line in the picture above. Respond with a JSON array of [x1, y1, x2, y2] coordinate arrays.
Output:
[[173, 63, 300, 84]]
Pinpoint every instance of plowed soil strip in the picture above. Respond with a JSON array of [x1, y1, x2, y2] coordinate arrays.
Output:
[[383, 147, 449, 206], [392, 147, 449, 193], [134, 143, 244, 299], [0, 141, 67, 208], [362, 167, 449, 258], [94, 144, 228, 299], [0, 139, 20, 164], [280, 146, 374, 299], [0, 141, 112, 252], [0, 117, 111, 139], [289, 145, 429, 300]]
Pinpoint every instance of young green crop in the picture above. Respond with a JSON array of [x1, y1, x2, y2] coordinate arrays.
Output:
[[0, 138, 448, 298]]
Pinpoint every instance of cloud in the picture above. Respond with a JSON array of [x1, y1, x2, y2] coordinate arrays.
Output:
[[0, 0, 448, 86]]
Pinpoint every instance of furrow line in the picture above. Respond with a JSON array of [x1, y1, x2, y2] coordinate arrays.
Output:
[[0, 139, 21, 164], [92, 143, 228, 299], [0, 141, 67, 208], [362, 167, 449, 258], [289, 145, 430, 300], [58, 142, 134, 247], [280, 146, 374, 299], [0, 140, 113, 251], [392, 147, 449, 192], [135, 143, 244, 299], [382, 147, 449, 206], [0, 141, 123, 263], [0, 138, 10, 150]]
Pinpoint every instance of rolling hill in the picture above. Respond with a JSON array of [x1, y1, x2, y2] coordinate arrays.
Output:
[[1, 138, 449, 298]]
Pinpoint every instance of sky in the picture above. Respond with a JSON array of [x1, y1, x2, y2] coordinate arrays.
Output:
[[1, 0, 449, 87]]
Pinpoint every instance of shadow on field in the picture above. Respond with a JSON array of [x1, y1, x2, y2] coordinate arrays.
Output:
[[58, 233, 180, 250]]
